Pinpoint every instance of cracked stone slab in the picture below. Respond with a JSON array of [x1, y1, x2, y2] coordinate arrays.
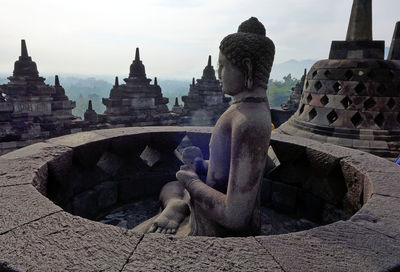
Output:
[[123, 233, 283, 272], [0, 144, 72, 193], [0, 212, 142, 271], [363, 170, 400, 198], [351, 194, 400, 240], [0, 184, 62, 234], [0, 158, 45, 187], [256, 221, 400, 271]]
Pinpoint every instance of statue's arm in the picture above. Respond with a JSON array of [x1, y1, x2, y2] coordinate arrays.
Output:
[[185, 120, 269, 230]]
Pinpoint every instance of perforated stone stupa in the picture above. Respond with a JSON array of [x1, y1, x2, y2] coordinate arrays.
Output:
[[102, 48, 177, 126], [181, 56, 231, 125], [0, 40, 76, 144], [278, 0, 400, 159]]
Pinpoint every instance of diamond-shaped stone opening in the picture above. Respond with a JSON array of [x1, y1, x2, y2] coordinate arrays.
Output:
[[374, 113, 384, 128], [314, 81, 322, 91], [351, 112, 363, 128], [324, 70, 331, 78], [340, 96, 352, 109], [333, 82, 342, 93], [327, 110, 338, 124], [299, 104, 305, 115], [344, 70, 354, 80], [308, 108, 317, 121], [312, 70, 318, 78], [140, 145, 161, 167], [354, 82, 365, 95], [320, 95, 329, 106], [306, 94, 313, 103], [367, 70, 375, 80], [377, 84, 386, 94], [363, 97, 376, 110], [387, 98, 396, 109], [305, 81, 309, 89]]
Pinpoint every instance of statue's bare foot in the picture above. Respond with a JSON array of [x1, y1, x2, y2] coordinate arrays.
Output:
[[148, 199, 189, 234]]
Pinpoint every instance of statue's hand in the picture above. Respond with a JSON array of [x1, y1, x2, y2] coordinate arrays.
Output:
[[176, 167, 201, 187], [194, 157, 208, 175]]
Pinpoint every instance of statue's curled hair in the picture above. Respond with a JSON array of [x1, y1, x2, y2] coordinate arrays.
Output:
[[219, 17, 275, 88]]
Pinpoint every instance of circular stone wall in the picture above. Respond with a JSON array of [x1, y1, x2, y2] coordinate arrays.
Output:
[[0, 127, 399, 271]]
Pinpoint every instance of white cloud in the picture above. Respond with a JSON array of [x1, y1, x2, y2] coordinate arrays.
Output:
[[0, 0, 398, 78]]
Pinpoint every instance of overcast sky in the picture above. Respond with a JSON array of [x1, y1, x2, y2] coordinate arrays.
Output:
[[0, 0, 398, 79]]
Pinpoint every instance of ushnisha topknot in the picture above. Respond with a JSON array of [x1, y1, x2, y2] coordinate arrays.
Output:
[[219, 17, 275, 88], [237, 17, 266, 36]]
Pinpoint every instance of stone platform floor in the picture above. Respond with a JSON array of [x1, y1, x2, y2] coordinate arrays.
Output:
[[98, 198, 319, 235]]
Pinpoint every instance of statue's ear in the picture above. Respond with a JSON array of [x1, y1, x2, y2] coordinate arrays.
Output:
[[242, 58, 252, 78]]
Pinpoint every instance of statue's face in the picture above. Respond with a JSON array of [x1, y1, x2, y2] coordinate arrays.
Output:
[[218, 51, 245, 96]]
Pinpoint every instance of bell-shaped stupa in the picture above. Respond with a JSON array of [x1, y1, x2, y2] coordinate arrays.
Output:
[[277, 0, 400, 159]]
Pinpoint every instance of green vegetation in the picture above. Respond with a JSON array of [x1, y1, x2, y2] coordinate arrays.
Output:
[[267, 74, 299, 107], [0, 73, 298, 117]]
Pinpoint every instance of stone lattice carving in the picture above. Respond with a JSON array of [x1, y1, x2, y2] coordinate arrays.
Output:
[[278, 0, 400, 159]]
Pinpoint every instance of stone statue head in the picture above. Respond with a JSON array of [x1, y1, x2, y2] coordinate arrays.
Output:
[[218, 17, 275, 95]]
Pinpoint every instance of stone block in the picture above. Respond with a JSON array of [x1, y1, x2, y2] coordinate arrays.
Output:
[[95, 181, 118, 211], [351, 194, 400, 240], [340, 153, 400, 175], [0, 158, 46, 188], [260, 178, 272, 205], [0, 184, 62, 234], [297, 192, 325, 222], [124, 234, 283, 272], [363, 170, 400, 199], [72, 190, 98, 219], [270, 134, 308, 163], [149, 131, 186, 153], [0, 212, 142, 271], [271, 181, 298, 213], [256, 221, 400, 271], [303, 173, 347, 208], [118, 178, 145, 203], [96, 151, 125, 177]]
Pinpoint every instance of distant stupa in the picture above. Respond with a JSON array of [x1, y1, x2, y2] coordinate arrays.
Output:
[[102, 48, 177, 126], [277, 0, 400, 159], [181, 55, 231, 125]]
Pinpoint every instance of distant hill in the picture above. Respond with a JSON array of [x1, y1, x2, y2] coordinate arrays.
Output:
[[270, 59, 316, 81]]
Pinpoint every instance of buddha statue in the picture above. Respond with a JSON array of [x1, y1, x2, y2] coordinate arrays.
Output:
[[134, 17, 275, 237]]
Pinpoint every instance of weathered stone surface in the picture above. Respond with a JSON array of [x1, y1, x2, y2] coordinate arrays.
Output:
[[0, 143, 72, 194], [124, 234, 283, 272], [340, 153, 400, 174], [363, 170, 400, 198], [0, 184, 61, 234], [351, 194, 400, 239], [46, 131, 107, 148], [256, 221, 400, 271], [0, 158, 45, 188], [0, 212, 142, 271]]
